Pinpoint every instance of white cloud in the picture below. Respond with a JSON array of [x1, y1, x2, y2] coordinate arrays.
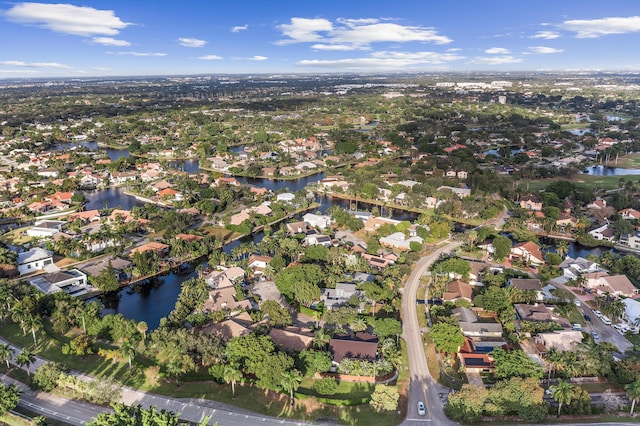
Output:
[[277, 17, 333, 44], [276, 17, 451, 49], [178, 37, 207, 48], [531, 30, 560, 39], [248, 55, 268, 61], [106, 51, 166, 57], [297, 50, 463, 70], [231, 24, 248, 33], [470, 55, 523, 65], [0, 69, 40, 74], [528, 46, 564, 54], [5, 2, 131, 36], [561, 16, 640, 38], [92, 37, 131, 46], [0, 60, 71, 68], [485, 47, 510, 54], [198, 55, 223, 60], [311, 44, 363, 51]]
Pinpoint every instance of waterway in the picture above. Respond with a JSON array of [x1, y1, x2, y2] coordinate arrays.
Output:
[[89, 173, 417, 329], [582, 165, 640, 176], [52, 141, 130, 161]]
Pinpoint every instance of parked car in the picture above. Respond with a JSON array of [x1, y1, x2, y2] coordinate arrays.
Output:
[[591, 331, 600, 340], [417, 401, 426, 416], [574, 299, 581, 306], [593, 310, 603, 318]]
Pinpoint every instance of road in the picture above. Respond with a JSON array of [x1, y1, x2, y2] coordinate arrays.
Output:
[[401, 240, 461, 425], [0, 338, 310, 426], [548, 281, 634, 353]]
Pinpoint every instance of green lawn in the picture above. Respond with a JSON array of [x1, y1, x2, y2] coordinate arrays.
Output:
[[517, 174, 640, 192], [605, 153, 640, 169]]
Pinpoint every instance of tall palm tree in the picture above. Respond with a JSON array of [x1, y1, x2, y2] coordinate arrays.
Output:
[[550, 379, 575, 417], [556, 240, 569, 258], [223, 364, 243, 399], [626, 380, 640, 415], [137, 321, 148, 344], [280, 370, 302, 406], [16, 350, 36, 377], [0, 344, 14, 369], [119, 339, 136, 369], [24, 315, 42, 345]]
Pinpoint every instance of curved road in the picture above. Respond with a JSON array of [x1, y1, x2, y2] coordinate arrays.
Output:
[[401, 240, 460, 425], [0, 337, 309, 426]]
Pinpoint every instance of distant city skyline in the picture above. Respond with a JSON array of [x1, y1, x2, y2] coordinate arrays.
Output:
[[2, 1, 640, 77]]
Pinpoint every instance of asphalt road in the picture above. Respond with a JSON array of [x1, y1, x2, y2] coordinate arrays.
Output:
[[0, 338, 311, 426], [400, 240, 461, 425]]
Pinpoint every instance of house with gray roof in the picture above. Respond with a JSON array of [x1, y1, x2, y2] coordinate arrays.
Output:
[[28, 269, 92, 296], [17, 248, 54, 275]]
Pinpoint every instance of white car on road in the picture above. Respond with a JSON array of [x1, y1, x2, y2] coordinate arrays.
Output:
[[417, 401, 426, 416]]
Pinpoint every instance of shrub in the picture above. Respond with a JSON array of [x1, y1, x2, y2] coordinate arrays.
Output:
[[313, 377, 338, 396]]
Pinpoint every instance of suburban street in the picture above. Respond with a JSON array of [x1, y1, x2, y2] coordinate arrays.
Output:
[[400, 240, 461, 425], [0, 338, 310, 426]]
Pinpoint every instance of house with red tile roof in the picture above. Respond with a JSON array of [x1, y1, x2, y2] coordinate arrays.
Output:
[[510, 241, 545, 265]]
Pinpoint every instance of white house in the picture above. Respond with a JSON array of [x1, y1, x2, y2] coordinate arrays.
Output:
[[276, 193, 295, 203], [26, 220, 66, 238], [559, 256, 600, 279], [623, 298, 640, 326], [321, 283, 361, 311], [303, 213, 331, 230], [28, 269, 92, 296], [379, 232, 423, 251], [589, 224, 616, 242], [17, 248, 54, 275]]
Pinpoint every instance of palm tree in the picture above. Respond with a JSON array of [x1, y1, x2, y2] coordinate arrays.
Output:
[[313, 329, 331, 350], [119, 339, 136, 369], [223, 364, 243, 399], [165, 358, 186, 385], [626, 380, 640, 415], [16, 350, 36, 377], [546, 348, 565, 384], [556, 240, 569, 258], [351, 318, 367, 333], [137, 321, 148, 343], [280, 370, 302, 406], [24, 315, 42, 345], [550, 379, 575, 417], [0, 344, 14, 369]]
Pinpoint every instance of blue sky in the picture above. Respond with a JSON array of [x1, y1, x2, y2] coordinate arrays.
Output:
[[1, 0, 640, 77]]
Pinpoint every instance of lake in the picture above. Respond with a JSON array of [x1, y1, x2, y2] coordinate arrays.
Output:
[[582, 166, 640, 176]]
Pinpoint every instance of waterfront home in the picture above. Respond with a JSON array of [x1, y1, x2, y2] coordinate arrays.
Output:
[[17, 248, 54, 275], [28, 269, 92, 297], [303, 213, 331, 230], [110, 171, 137, 184], [304, 233, 332, 247], [247, 254, 273, 277], [79, 256, 131, 280], [588, 224, 616, 242], [202, 287, 252, 313], [47, 191, 73, 204], [276, 192, 295, 203], [509, 241, 545, 265], [204, 267, 246, 289], [129, 241, 169, 257]]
